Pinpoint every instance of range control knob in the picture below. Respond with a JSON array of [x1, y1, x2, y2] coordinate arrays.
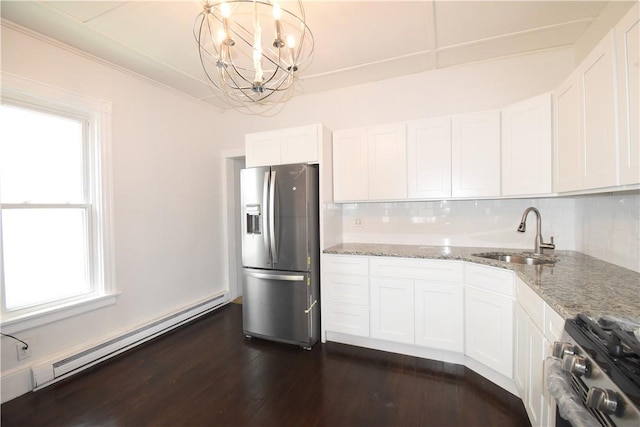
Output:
[[586, 388, 621, 415], [552, 341, 575, 359], [561, 354, 590, 377]]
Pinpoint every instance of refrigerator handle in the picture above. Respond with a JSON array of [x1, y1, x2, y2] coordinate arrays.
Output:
[[262, 171, 270, 258], [246, 271, 304, 281], [269, 170, 278, 263]]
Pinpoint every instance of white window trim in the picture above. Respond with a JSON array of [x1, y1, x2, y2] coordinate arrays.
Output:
[[0, 72, 117, 332]]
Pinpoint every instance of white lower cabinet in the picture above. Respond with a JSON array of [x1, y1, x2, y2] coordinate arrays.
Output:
[[465, 285, 514, 378], [526, 321, 546, 427], [370, 277, 414, 344], [369, 257, 464, 349], [414, 281, 464, 352], [464, 261, 514, 378], [515, 304, 547, 427], [322, 255, 370, 337], [324, 303, 370, 337], [515, 277, 563, 427], [514, 304, 528, 395]]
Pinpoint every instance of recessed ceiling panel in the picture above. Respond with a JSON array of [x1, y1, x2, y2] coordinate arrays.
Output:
[[77, 2, 205, 79], [302, 1, 431, 75], [45, 1, 129, 23], [437, 19, 593, 68], [434, 0, 608, 48]]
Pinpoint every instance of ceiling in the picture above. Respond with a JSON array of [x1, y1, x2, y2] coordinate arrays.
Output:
[[0, 1, 618, 110]]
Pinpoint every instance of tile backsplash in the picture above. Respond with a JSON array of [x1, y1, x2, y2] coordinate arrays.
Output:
[[576, 192, 640, 272], [340, 192, 639, 272]]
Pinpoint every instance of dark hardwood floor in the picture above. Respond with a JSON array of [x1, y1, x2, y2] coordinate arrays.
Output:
[[1, 303, 530, 426]]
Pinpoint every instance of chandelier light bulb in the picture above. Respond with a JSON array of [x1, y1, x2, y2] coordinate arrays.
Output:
[[273, 3, 282, 20], [220, 2, 231, 18], [286, 35, 295, 49]]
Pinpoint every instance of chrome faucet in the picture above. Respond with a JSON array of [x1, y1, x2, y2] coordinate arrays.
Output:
[[517, 207, 555, 255]]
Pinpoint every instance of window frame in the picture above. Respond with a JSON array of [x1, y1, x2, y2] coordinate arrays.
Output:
[[0, 73, 117, 333]]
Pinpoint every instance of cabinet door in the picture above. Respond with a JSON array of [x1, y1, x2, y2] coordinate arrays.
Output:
[[370, 277, 414, 344], [452, 111, 501, 197], [323, 272, 369, 306], [501, 94, 552, 196], [368, 123, 407, 200], [245, 131, 281, 167], [280, 125, 319, 165], [324, 302, 370, 337], [526, 320, 546, 427], [414, 281, 463, 352], [407, 117, 452, 199], [333, 128, 368, 201], [514, 304, 529, 396], [553, 72, 581, 192], [578, 31, 618, 190], [465, 286, 513, 377], [617, 3, 640, 185]]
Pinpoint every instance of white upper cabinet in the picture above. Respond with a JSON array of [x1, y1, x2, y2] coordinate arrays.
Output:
[[452, 111, 501, 197], [245, 130, 281, 167], [332, 128, 369, 201], [245, 124, 323, 167], [333, 123, 406, 202], [407, 117, 452, 199], [553, 72, 581, 193], [280, 125, 320, 165], [578, 31, 618, 190], [368, 124, 407, 200], [616, 3, 640, 185], [501, 93, 552, 196]]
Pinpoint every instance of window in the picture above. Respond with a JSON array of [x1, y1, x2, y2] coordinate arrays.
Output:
[[0, 74, 116, 331]]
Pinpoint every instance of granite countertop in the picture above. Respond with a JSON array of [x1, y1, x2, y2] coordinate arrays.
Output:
[[323, 243, 640, 320]]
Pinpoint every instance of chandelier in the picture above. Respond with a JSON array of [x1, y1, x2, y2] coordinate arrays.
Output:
[[194, 0, 314, 106]]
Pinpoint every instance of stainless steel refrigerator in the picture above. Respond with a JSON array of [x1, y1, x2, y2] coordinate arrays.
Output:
[[240, 163, 320, 349]]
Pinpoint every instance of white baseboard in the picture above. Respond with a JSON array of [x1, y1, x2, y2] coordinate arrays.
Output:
[[1, 292, 230, 403]]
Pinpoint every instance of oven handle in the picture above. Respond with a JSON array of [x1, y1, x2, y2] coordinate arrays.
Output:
[[544, 357, 601, 427]]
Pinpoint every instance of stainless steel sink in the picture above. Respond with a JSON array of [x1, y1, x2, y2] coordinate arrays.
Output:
[[473, 253, 555, 265]]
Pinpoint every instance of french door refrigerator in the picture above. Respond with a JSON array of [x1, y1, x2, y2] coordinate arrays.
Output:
[[240, 163, 320, 349]]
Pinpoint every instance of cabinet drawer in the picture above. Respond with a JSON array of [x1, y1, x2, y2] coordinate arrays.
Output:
[[370, 257, 463, 282], [324, 303, 370, 337], [324, 272, 369, 305], [323, 254, 368, 275], [516, 277, 544, 331], [544, 304, 565, 343], [465, 263, 514, 297]]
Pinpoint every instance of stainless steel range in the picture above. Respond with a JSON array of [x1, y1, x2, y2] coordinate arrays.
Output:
[[549, 313, 640, 427]]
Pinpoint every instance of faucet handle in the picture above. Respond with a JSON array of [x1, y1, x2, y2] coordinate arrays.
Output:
[[542, 236, 555, 250]]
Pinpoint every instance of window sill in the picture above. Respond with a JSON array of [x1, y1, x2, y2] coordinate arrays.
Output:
[[1, 292, 121, 334]]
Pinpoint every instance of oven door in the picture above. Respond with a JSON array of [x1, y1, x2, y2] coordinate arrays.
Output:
[[545, 358, 603, 427]]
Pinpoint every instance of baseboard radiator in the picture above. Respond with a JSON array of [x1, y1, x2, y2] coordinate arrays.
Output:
[[31, 294, 228, 389]]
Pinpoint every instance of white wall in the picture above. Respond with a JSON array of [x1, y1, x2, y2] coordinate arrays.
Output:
[[1, 26, 229, 401]]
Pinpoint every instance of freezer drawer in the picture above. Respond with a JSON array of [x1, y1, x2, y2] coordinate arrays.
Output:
[[242, 269, 319, 348]]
